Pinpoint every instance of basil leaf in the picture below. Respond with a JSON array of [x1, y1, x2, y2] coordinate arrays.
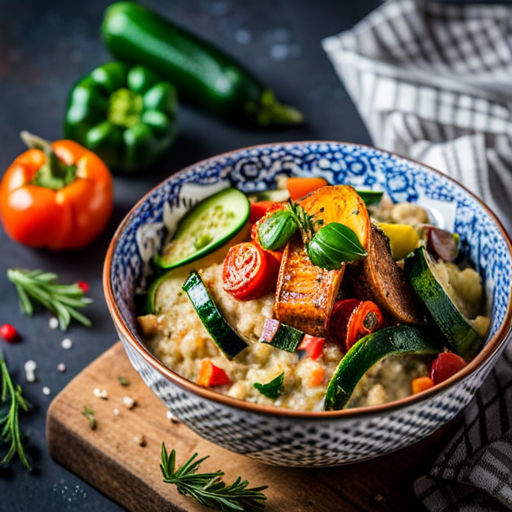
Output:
[[308, 222, 368, 270], [253, 373, 284, 400], [356, 190, 383, 206], [258, 210, 298, 250]]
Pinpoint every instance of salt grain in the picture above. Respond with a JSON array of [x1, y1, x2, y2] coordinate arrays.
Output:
[[113, 408, 119, 416], [93, 388, 108, 400], [24, 360, 37, 382], [43, 387, 51, 395], [61, 338, 72, 349], [57, 363, 66, 373], [123, 396, 135, 409], [49, 317, 59, 330]]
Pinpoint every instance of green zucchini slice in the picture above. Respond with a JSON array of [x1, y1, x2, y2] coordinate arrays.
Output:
[[155, 187, 250, 269], [324, 326, 440, 411], [355, 190, 384, 206], [259, 318, 305, 352], [404, 247, 483, 361], [182, 271, 248, 359]]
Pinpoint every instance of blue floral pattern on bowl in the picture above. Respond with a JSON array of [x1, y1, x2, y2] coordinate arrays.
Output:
[[106, 142, 512, 467]]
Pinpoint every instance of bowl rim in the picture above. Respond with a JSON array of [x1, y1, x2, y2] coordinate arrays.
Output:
[[103, 140, 512, 420]]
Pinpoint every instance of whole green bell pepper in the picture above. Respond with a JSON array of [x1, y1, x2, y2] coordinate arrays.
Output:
[[64, 62, 178, 173]]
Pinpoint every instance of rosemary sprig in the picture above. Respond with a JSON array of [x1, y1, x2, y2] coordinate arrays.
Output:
[[7, 269, 93, 331], [287, 200, 323, 246], [160, 444, 267, 511], [0, 348, 31, 470]]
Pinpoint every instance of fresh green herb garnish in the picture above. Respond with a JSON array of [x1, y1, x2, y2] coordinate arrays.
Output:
[[7, 269, 93, 331], [118, 375, 130, 387], [160, 444, 267, 511], [0, 349, 31, 470], [253, 373, 284, 400], [258, 210, 298, 251], [308, 223, 368, 270], [287, 199, 320, 245], [83, 406, 96, 430]]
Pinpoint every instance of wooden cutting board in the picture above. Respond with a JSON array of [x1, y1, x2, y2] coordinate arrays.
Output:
[[47, 342, 457, 512]]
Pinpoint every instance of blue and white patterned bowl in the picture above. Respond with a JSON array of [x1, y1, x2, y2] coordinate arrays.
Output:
[[104, 141, 512, 467]]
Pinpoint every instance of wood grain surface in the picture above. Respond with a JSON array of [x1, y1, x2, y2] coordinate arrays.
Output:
[[47, 342, 457, 512]]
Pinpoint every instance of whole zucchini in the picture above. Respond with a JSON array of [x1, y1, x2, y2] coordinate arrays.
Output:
[[101, 2, 303, 127]]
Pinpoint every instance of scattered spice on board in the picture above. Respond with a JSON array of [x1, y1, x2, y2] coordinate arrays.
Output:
[[117, 375, 130, 387]]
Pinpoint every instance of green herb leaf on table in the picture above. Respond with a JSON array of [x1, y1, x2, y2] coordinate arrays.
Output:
[[160, 444, 268, 511], [118, 375, 130, 387], [83, 406, 96, 430], [0, 348, 31, 470], [7, 269, 93, 331], [308, 222, 368, 270], [253, 373, 284, 400]]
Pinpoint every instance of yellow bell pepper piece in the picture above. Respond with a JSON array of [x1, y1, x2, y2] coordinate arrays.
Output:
[[378, 223, 420, 260]]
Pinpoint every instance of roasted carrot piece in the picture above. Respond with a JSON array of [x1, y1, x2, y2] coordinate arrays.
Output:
[[309, 366, 325, 387], [287, 177, 328, 201], [411, 376, 434, 395]]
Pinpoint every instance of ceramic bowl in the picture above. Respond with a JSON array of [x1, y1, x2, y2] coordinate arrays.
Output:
[[104, 141, 512, 467]]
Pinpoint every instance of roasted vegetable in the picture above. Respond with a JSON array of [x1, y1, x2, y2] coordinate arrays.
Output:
[[378, 223, 419, 261], [274, 185, 370, 336], [65, 62, 177, 173], [274, 236, 344, 337], [0, 132, 113, 250], [404, 247, 482, 361], [348, 225, 424, 324], [326, 299, 384, 351], [156, 188, 250, 270], [286, 177, 328, 201], [183, 271, 248, 359], [430, 352, 467, 384], [259, 318, 305, 352], [197, 360, 231, 387], [102, 2, 302, 127], [324, 326, 440, 410], [423, 225, 460, 262]]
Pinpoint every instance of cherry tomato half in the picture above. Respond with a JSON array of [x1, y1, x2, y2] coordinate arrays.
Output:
[[222, 242, 276, 300]]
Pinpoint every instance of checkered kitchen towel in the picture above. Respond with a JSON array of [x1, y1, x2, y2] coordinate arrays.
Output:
[[323, 1, 512, 510]]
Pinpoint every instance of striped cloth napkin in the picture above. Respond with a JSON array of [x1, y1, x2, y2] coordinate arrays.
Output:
[[323, 1, 512, 510], [323, 0, 512, 233]]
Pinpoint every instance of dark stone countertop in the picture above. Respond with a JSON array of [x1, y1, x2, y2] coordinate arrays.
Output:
[[0, 0, 377, 510]]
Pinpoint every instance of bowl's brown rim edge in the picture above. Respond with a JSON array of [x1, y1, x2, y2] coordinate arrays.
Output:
[[103, 140, 512, 421]]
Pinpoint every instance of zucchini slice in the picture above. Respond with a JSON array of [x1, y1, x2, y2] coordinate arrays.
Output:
[[356, 190, 383, 206], [259, 318, 305, 352], [183, 271, 248, 359], [404, 247, 483, 361], [324, 325, 440, 411], [156, 188, 250, 269]]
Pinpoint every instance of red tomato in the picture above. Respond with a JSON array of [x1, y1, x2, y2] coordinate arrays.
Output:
[[430, 353, 467, 384], [249, 201, 283, 223], [346, 301, 385, 350], [326, 299, 361, 349], [298, 335, 325, 361], [326, 299, 384, 351], [223, 243, 276, 300], [0, 324, 19, 343]]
